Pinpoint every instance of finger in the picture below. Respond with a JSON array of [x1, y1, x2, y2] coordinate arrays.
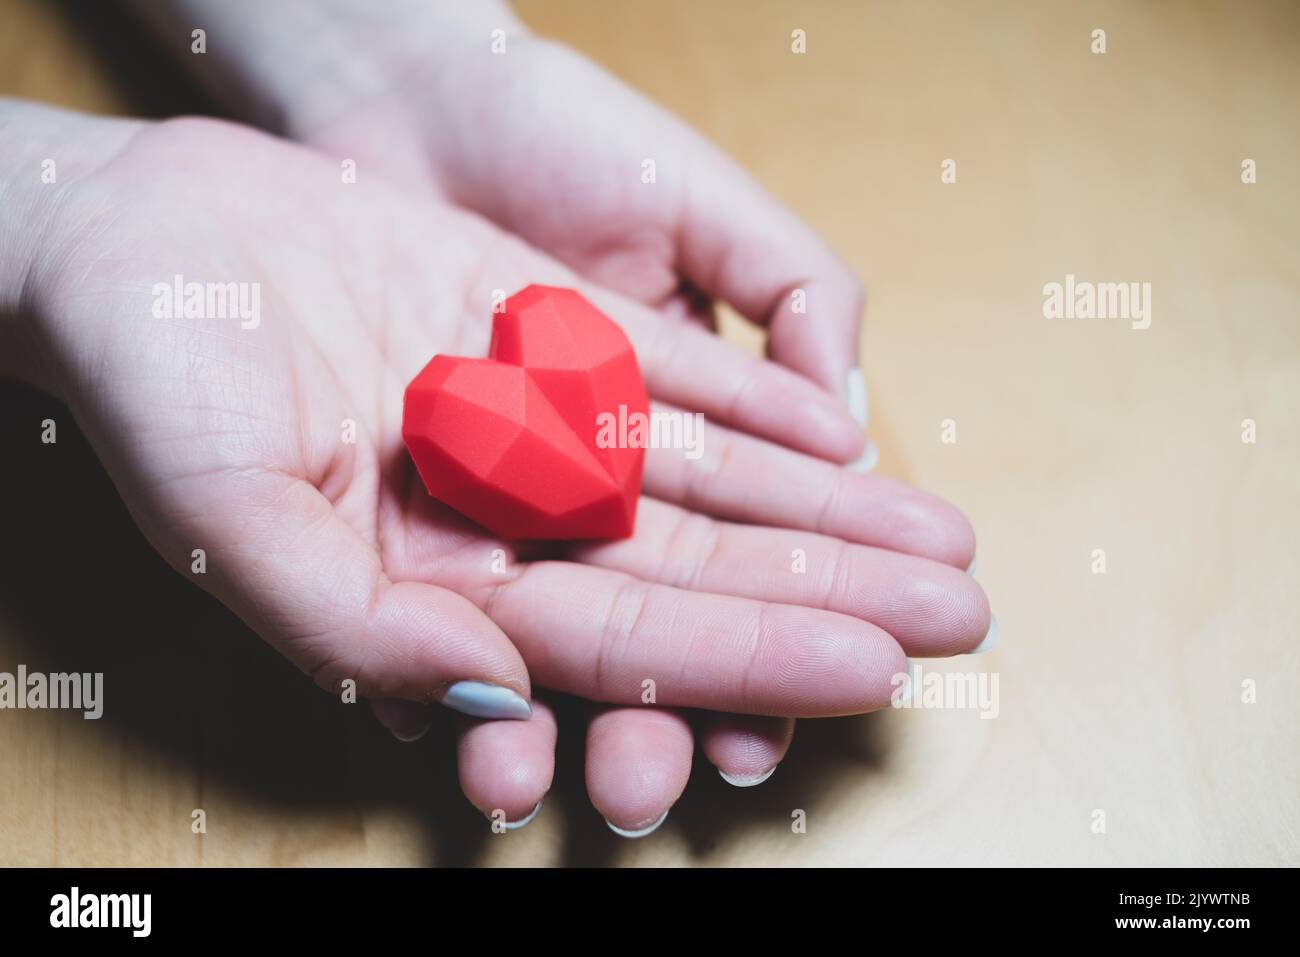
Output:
[[457, 699, 557, 826], [196, 473, 533, 719], [586, 706, 692, 838], [485, 561, 906, 717], [677, 152, 865, 404], [572, 498, 992, 658], [458, 230, 865, 463], [587, 286, 864, 463], [698, 713, 795, 787], [370, 698, 434, 742], [643, 405, 976, 568]]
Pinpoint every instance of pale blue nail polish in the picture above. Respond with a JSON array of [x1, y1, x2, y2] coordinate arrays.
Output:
[[972, 615, 998, 654], [438, 681, 533, 720], [606, 810, 669, 839], [847, 368, 869, 429], [390, 722, 432, 743], [499, 800, 544, 831], [847, 439, 879, 472], [718, 766, 776, 788]]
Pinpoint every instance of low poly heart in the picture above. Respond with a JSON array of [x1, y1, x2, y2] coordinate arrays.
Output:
[[402, 285, 648, 540]]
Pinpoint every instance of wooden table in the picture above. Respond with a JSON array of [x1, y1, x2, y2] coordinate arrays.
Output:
[[2, 0, 1296, 866]]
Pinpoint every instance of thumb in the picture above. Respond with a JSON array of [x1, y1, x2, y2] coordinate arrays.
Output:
[[186, 473, 532, 720]]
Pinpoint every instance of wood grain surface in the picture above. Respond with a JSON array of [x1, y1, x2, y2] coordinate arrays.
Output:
[[1, 0, 1296, 866]]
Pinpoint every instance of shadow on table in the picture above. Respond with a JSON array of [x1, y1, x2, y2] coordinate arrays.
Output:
[[0, 384, 898, 866]]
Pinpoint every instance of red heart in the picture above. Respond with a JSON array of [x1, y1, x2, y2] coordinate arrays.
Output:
[[403, 285, 648, 540]]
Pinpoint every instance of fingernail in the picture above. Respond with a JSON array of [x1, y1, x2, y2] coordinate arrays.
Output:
[[371, 698, 433, 742], [606, 810, 669, 839], [436, 681, 533, 720], [498, 799, 544, 831], [847, 368, 869, 428], [718, 766, 776, 788], [390, 724, 431, 743], [965, 554, 977, 576], [972, 615, 998, 654], [847, 438, 879, 472]]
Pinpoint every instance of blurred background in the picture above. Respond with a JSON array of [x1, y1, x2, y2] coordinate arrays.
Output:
[[1, 0, 1296, 865]]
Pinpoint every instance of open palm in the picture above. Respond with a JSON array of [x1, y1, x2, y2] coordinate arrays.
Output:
[[18, 108, 988, 830]]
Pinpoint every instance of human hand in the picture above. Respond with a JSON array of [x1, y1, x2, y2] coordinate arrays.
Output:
[[136, 0, 874, 426], [1, 100, 987, 832], [256, 2, 955, 812], [127, 0, 922, 822]]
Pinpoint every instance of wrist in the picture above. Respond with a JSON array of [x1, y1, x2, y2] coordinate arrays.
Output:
[[0, 100, 72, 392], [0, 100, 141, 395]]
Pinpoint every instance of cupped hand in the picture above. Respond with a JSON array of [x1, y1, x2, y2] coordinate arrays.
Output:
[[279, 15, 933, 824], [293, 18, 870, 415], [4, 104, 988, 832]]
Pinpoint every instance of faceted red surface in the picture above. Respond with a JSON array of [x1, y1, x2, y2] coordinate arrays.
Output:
[[402, 285, 648, 540]]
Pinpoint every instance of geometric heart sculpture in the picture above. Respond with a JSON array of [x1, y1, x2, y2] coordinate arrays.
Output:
[[402, 285, 648, 540]]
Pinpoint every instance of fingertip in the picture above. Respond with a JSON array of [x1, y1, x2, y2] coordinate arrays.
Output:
[[764, 270, 863, 399], [700, 714, 794, 785], [759, 608, 907, 716], [586, 707, 692, 834], [457, 700, 557, 823], [851, 475, 977, 569], [357, 580, 534, 706], [741, 362, 867, 463], [891, 560, 994, 657]]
